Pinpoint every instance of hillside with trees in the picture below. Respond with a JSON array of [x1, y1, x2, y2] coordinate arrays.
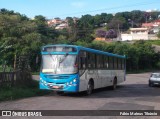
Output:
[[0, 8, 160, 72]]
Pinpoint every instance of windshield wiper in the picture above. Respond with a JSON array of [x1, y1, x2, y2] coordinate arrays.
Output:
[[48, 52, 58, 74], [59, 53, 68, 63], [47, 53, 68, 74]]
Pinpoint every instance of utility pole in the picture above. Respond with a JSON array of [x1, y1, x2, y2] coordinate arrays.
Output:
[[117, 23, 121, 41]]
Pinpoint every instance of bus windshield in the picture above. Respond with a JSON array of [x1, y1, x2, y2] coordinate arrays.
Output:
[[41, 54, 78, 74]]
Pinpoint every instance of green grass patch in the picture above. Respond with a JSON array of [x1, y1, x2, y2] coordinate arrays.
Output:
[[32, 72, 40, 75], [0, 80, 51, 102], [147, 40, 160, 46]]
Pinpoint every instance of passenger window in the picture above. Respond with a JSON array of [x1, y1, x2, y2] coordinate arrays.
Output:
[[114, 57, 117, 69], [118, 58, 122, 69], [122, 59, 124, 69], [104, 56, 109, 69], [109, 57, 113, 69], [79, 51, 86, 69], [87, 52, 96, 68], [96, 55, 103, 69]]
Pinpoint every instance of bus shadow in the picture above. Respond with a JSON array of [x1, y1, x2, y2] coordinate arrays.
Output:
[[61, 84, 160, 98]]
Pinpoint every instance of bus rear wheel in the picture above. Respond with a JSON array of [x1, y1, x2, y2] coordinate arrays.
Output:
[[111, 78, 117, 90], [85, 80, 94, 95]]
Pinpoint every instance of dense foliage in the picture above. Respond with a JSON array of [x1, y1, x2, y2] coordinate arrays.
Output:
[[0, 9, 160, 72], [0, 9, 57, 71]]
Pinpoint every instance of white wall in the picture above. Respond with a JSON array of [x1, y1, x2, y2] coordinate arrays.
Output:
[[121, 34, 149, 41]]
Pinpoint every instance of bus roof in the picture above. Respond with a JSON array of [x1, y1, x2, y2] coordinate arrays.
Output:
[[42, 44, 126, 59]]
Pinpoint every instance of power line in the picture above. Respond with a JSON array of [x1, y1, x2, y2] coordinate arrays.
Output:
[[46, 2, 160, 18]]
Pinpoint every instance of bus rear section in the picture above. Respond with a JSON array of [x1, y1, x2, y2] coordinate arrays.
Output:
[[39, 45, 80, 93]]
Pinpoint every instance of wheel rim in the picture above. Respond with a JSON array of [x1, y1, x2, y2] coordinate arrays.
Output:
[[87, 83, 92, 94], [113, 83, 116, 89], [113, 79, 117, 89]]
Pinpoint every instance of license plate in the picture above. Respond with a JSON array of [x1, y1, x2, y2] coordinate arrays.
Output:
[[52, 86, 59, 89]]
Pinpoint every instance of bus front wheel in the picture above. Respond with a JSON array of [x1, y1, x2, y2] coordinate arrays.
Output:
[[85, 80, 94, 95]]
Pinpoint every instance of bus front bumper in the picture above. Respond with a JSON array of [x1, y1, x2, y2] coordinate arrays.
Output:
[[39, 82, 78, 92]]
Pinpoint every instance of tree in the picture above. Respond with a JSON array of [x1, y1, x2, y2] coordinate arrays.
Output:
[[133, 40, 155, 70], [94, 14, 102, 26], [131, 10, 145, 26], [96, 29, 106, 37], [150, 11, 160, 21], [108, 16, 127, 30], [0, 9, 57, 71], [65, 17, 77, 42], [105, 29, 117, 38], [76, 14, 94, 42], [93, 13, 113, 27], [100, 13, 113, 23]]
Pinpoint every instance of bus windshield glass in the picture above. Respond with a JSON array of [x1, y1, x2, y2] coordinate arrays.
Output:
[[41, 54, 78, 74]]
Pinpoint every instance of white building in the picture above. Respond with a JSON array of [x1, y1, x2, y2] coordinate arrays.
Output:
[[121, 28, 151, 41], [55, 23, 68, 30]]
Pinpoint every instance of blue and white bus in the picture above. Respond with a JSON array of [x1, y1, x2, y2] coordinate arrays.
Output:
[[39, 44, 126, 95]]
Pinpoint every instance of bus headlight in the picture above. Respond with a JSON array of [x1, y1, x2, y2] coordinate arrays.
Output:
[[66, 79, 77, 86], [73, 78, 76, 82]]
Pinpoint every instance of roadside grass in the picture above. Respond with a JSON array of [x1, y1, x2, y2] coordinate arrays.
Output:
[[32, 72, 40, 75], [147, 40, 160, 46], [0, 80, 51, 102]]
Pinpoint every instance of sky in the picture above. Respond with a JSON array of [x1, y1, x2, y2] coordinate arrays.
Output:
[[0, 0, 160, 19]]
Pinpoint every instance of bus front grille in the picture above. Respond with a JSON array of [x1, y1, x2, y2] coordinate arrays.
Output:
[[45, 75, 70, 79]]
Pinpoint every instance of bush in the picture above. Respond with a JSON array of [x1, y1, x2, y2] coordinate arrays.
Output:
[[0, 80, 51, 102]]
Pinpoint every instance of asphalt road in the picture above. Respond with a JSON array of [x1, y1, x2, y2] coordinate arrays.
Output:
[[1, 73, 160, 119]]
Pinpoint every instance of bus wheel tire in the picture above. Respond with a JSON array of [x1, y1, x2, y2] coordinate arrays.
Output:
[[111, 78, 117, 90], [85, 81, 93, 95]]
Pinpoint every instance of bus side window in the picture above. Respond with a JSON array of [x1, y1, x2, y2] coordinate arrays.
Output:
[[90, 53, 96, 68], [87, 52, 96, 69], [79, 51, 86, 69], [87, 52, 91, 68], [96, 55, 103, 69], [104, 56, 109, 69], [122, 59, 124, 70], [101, 55, 104, 68], [114, 57, 117, 69], [118, 58, 122, 69], [109, 56, 113, 69], [96, 55, 99, 68]]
